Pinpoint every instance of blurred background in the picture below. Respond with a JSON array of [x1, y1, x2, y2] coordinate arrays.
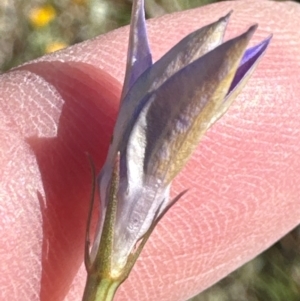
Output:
[[0, 0, 299, 300]]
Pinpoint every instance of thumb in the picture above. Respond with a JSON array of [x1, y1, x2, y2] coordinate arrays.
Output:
[[0, 1, 299, 301]]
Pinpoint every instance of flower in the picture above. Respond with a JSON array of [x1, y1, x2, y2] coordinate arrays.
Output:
[[82, 1, 271, 300], [45, 41, 68, 54], [28, 5, 56, 28]]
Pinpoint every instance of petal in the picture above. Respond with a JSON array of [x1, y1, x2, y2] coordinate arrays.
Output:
[[110, 15, 232, 262], [109, 26, 260, 269], [108, 13, 231, 176], [229, 35, 272, 95], [111, 183, 170, 273], [131, 12, 232, 97], [131, 25, 258, 188], [121, 0, 152, 100], [101, 14, 232, 214], [213, 36, 272, 123]]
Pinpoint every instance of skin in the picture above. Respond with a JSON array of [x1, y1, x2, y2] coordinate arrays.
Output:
[[0, 0, 299, 300]]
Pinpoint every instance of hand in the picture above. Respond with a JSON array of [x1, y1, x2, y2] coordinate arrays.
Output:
[[1, 0, 299, 300]]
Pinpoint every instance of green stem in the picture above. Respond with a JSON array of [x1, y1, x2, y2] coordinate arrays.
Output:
[[82, 275, 120, 301]]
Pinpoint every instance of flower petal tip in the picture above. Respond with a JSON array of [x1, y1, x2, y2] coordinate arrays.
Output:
[[122, 0, 152, 100], [221, 10, 233, 22], [247, 24, 258, 38]]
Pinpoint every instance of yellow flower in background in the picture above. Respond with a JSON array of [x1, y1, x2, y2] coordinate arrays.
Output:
[[45, 41, 68, 54], [29, 5, 56, 28]]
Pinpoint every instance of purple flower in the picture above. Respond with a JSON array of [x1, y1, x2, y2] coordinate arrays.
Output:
[[82, 1, 271, 300]]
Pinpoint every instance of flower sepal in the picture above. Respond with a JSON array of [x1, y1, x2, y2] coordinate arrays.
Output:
[[82, 153, 188, 301], [83, 154, 123, 301]]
